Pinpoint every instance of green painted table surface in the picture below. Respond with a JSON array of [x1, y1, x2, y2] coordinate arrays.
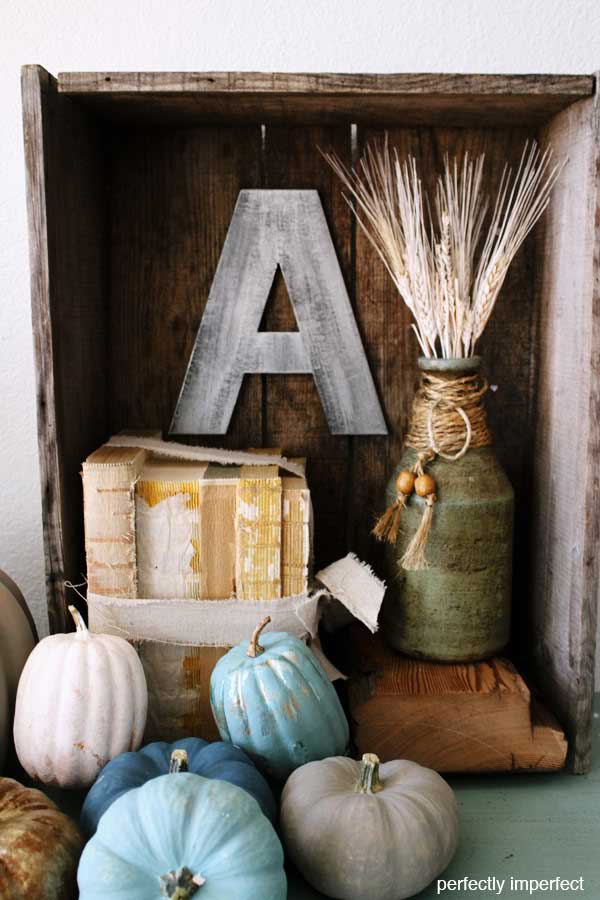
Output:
[[31, 697, 600, 899]]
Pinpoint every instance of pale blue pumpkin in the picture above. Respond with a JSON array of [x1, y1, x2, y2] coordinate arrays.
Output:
[[210, 618, 350, 780], [81, 737, 275, 834], [78, 772, 286, 900]]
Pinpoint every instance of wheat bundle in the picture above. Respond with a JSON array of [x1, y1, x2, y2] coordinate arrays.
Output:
[[324, 139, 564, 358], [325, 140, 564, 562]]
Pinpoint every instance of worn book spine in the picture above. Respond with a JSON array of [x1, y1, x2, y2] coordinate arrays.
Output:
[[236, 465, 282, 600], [282, 477, 312, 596], [81, 446, 147, 597]]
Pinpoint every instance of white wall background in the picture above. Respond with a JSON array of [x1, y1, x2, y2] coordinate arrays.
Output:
[[1, 0, 600, 680]]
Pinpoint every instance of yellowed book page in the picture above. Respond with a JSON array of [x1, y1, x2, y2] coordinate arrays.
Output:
[[282, 479, 312, 596], [135, 476, 202, 599], [82, 446, 146, 597], [236, 466, 282, 600]]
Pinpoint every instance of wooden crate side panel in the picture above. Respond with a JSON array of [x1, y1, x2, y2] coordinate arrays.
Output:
[[530, 95, 600, 773], [22, 65, 109, 633], [108, 125, 263, 448], [351, 125, 539, 590]]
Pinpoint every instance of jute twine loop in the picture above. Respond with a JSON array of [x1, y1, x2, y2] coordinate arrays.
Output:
[[427, 400, 472, 461], [405, 372, 491, 456]]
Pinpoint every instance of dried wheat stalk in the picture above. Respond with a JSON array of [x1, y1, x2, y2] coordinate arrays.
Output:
[[324, 139, 564, 358]]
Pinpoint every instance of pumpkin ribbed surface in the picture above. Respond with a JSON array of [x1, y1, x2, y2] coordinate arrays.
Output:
[[281, 755, 458, 900], [210, 632, 349, 780], [81, 737, 276, 834], [0, 778, 82, 899], [78, 772, 286, 900], [14, 619, 147, 789]]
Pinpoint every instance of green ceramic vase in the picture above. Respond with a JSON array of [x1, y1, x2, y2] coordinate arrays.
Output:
[[382, 357, 514, 662]]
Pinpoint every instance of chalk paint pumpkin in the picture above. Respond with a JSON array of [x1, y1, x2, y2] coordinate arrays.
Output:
[[210, 617, 349, 780], [78, 772, 286, 900], [281, 753, 459, 900], [81, 737, 276, 834], [0, 777, 82, 899], [14, 606, 147, 788]]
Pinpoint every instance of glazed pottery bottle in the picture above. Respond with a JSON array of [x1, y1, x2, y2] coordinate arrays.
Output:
[[381, 357, 513, 662]]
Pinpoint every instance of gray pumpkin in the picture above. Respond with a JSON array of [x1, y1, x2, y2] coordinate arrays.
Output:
[[281, 753, 458, 900]]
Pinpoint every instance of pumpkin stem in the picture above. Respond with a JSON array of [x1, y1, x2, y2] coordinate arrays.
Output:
[[355, 753, 383, 794], [169, 749, 189, 773], [68, 605, 89, 637], [247, 616, 271, 658], [160, 867, 205, 897]]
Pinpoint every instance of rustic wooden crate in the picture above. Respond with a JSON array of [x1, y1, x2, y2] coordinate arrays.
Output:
[[22, 67, 600, 772]]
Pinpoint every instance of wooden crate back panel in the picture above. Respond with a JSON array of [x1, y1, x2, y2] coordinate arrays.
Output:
[[261, 124, 352, 565], [106, 121, 540, 571], [108, 125, 264, 449]]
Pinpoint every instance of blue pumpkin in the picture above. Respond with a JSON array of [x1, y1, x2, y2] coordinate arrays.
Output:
[[78, 772, 286, 900], [81, 737, 275, 835], [210, 617, 350, 780]]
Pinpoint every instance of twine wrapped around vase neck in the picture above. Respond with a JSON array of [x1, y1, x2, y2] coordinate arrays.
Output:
[[373, 367, 492, 569], [404, 371, 492, 459]]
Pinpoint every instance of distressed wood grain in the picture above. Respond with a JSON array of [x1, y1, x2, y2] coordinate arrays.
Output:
[[264, 125, 354, 568], [56, 72, 593, 128], [262, 125, 353, 566], [108, 125, 263, 448], [345, 626, 567, 772], [22, 65, 109, 632], [170, 190, 386, 437], [529, 95, 600, 773]]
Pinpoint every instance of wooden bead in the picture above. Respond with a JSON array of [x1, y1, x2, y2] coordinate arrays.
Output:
[[415, 473, 436, 497], [396, 470, 415, 495]]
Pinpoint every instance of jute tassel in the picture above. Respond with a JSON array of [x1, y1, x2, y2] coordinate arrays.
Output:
[[372, 452, 434, 544], [372, 491, 409, 544], [401, 492, 437, 570]]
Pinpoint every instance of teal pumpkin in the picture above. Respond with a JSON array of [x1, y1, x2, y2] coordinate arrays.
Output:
[[210, 617, 350, 780], [78, 772, 286, 900], [81, 737, 276, 835]]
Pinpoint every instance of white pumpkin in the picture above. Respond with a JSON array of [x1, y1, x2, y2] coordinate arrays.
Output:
[[281, 753, 459, 900], [14, 605, 147, 789], [0, 571, 37, 772]]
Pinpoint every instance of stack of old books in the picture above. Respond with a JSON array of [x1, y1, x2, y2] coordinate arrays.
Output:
[[81, 436, 313, 740]]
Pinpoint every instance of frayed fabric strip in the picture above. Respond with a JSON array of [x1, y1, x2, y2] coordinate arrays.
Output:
[[87, 591, 322, 647], [86, 553, 385, 648]]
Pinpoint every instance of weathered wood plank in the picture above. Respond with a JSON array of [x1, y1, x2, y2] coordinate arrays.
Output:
[[529, 96, 600, 773], [170, 190, 385, 436], [22, 65, 109, 633], [346, 626, 567, 772], [55, 72, 594, 128], [58, 71, 593, 97], [108, 125, 263, 448], [262, 125, 354, 567]]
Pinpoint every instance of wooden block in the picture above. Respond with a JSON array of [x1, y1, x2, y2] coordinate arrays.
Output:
[[346, 627, 567, 773]]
